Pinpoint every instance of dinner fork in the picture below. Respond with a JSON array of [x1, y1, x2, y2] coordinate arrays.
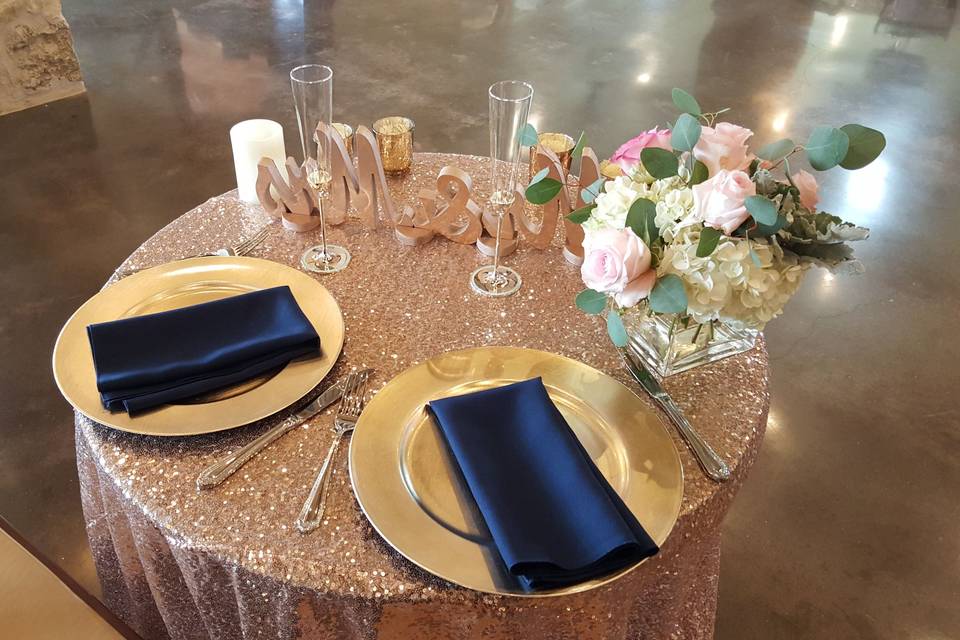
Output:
[[295, 371, 369, 534], [115, 224, 272, 279]]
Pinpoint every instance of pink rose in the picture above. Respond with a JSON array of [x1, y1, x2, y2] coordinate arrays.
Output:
[[581, 228, 657, 307], [610, 128, 672, 174], [791, 169, 819, 210], [693, 123, 755, 176], [693, 169, 757, 235]]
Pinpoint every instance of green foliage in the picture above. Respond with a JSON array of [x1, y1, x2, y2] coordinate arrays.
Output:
[[640, 147, 679, 179], [744, 195, 778, 225], [690, 160, 709, 185], [671, 113, 702, 152], [839, 124, 885, 170], [519, 123, 539, 147], [696, 227, 722, 257], [572, 131, 587, 159], [753, 214, 788, 237], [671, 88, 702, 116], [567, 205, 595, 224], [744, 231, 762, 266], [649, 274, 688, 314], [575, 289, 607, 315], [606, 311, 629, 347], [625, 197, 658, 247], [525, 177, 564, 205], [756, 138, 795, 162], [580, 178, 606, 204], [529, 167, 549, 184], [806, 126, 850, 171]]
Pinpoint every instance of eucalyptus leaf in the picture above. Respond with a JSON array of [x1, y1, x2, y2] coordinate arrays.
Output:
[[756, 138, 795, 162], [525, 177, 564, 205], [572, 131, 586, 159], [690, 160, 709, 185], [529, 167, 549, 185], [606, 311, 629, 347], [625, 197, 658, 247], [671, 113, 702, 152], [744, 195, 778, 225], [648, 274, 688, 314], [753, 214, 788, 237], [745, 232, 762, 267], [580, 178, 606, 204], [696, 226, 722, 257], [671, 88, 702, 116], [575, 289, 607, 315], [640, 147, 679, 179], [839, 124, 885, 170], [806, 126, 850, 171], [519, 123, 539, 147], [567, 205, 595, 224]]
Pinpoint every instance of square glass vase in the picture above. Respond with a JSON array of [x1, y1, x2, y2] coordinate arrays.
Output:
[[621, 308, 759, 378]]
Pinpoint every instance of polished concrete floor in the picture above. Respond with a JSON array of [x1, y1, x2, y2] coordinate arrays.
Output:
[[0, 0, 957, 637]]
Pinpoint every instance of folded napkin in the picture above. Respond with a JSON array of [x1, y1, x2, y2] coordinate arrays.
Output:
[[428, 377, 658, 591], [87, 286, 320, 414]]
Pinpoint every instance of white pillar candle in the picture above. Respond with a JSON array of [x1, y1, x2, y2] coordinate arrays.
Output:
[[230, 119, 286, 203]]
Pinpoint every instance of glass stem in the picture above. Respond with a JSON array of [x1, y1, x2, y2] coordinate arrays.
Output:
[[318, 196, 328, 259], [492, 210, 504, 281]]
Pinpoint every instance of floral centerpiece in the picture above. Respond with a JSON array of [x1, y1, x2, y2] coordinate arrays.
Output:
[[525, 89, 885, 376]]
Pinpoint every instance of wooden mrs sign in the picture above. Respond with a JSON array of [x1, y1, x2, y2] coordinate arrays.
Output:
[[255, 122, 400, 231], [518, 145, 601, 265]]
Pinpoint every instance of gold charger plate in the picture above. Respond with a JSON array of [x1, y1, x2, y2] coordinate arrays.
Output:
[[53, 256, 344, 436], [349, 346, 684, 597]]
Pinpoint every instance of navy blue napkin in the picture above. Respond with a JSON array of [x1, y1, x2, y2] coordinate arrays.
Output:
[[428, 377, 658, 591], [87, 286, 320, 414]]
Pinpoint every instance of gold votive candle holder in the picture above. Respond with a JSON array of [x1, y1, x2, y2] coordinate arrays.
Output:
[[332, 123, 354, 157], [529, 132, 576, 178], [373, 116, 415, 174]]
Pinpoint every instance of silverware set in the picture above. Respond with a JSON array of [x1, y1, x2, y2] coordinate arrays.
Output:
[[197, 369, 371, 534], [116, 224, 272, 279], [618, 347, 730, 482], [295, 370, 370, 533]]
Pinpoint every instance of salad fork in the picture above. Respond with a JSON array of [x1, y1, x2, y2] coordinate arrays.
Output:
[[295, 370, 370, 533]]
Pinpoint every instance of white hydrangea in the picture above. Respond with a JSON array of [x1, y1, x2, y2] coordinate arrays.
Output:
[[659, 229, 809, 330], [585, 175, 694, 237], [654, 186, 696, 243]]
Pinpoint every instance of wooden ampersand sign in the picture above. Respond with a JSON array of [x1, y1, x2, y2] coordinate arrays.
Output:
[[395, 166, 483, 246]]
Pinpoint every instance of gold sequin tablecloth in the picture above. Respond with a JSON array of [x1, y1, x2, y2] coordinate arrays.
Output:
[[76, 153, 769, 640]]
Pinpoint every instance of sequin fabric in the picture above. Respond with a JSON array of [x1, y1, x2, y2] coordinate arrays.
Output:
[[76, 153, 769, 640]]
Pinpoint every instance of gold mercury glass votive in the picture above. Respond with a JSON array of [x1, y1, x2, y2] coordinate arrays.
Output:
[[332, 123, 354, 157], [373, 116, 415, 174], [529, 132, 576, 178]]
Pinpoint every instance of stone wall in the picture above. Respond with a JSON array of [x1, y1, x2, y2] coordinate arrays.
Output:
[[0, 0, 84, 116]]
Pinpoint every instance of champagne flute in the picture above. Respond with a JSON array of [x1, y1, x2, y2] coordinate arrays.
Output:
[[290, 64, 350, 274], [470, 80, 534, 297]]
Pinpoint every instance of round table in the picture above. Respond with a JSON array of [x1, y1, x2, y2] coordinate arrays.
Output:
[[75, 153, 769, 640]]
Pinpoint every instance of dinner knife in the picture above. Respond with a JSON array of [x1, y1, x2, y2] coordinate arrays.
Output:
[[618, 348, 730, 482], [196, 369, 371, 490]]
